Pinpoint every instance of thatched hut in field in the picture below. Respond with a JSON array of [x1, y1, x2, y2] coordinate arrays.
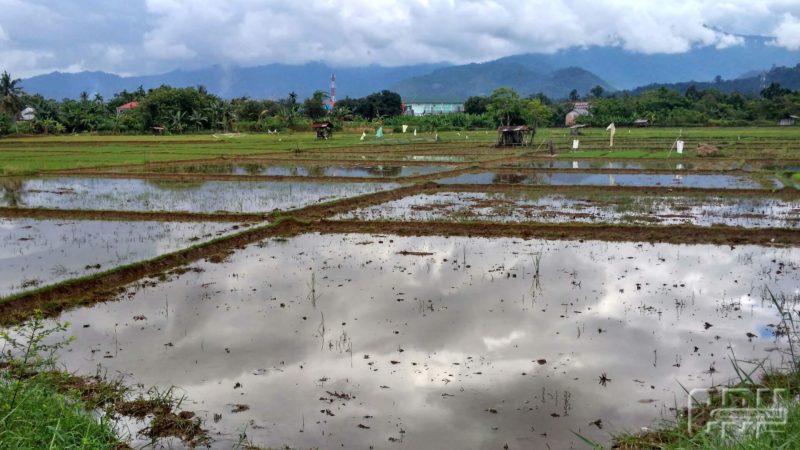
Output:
[[496, 125, 534, 147], [312, 121, 334, 139]]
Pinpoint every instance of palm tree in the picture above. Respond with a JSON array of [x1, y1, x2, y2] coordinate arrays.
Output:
[[170, 110, 186, 133], [204, 101, 224, 131], [79, 91, 89, 102], [188, 109, 206, 131], [0, 71, 23, 115]]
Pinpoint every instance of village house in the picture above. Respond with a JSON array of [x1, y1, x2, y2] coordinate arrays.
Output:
[[19, 107, 36, 121], [565, 102, 590, 126], [115, 101, 140, 116]]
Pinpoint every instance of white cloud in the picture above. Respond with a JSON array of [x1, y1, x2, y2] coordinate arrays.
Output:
[[0, 0, 799, 77], [773, 13, 800, 50]]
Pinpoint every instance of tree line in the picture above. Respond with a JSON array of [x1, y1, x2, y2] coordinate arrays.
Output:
[[1, 69, 799, 136]]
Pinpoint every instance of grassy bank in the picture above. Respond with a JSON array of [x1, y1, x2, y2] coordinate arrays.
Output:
[[0, 376, 121, 449], [0, 313, 209, 449], [608, 370, 800, 449]]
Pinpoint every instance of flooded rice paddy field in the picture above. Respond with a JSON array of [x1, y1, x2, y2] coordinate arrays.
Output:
[[51, 233, 799, 449], [0, 178, 399, 213], [437, 171, 782, 189], [0, 218, 240, 297], [337, 191, 800, 229], [130, 163, 457, 178], [499, 160, 746, 171]]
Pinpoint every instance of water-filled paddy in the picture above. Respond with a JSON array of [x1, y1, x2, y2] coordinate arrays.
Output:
[[1, 178, 399, 213], [503, 160, 747, 171], [437, 172, 780, 189], [0, 219, 239, 296], [338, 192, 800, 228], [50, 233, 798, 449], [141, 163, 456, 178]]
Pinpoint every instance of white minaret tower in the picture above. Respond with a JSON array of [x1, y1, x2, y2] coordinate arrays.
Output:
[[330, 73, 336, 106]]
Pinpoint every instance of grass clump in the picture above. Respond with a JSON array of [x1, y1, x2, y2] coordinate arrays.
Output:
[[0, 312, 123, 449], [0, 378, 121, 449], [579, 289, 800, 449]]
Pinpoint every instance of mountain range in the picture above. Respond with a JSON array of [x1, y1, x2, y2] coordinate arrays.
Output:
[[19, 35, 800, 102], [632, 64, 800, 96]]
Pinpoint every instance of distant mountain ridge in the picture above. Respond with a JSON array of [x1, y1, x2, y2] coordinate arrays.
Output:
[[632, 64, 800, 96], [391, 62, 612, 101], [18, 35, 800, 101], [21, 63, 445, 101]]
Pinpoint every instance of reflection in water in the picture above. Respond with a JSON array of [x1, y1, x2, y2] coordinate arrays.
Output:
[[0, 219, 237, 296], [147, 164, 456, 178], [5, 178, 398, 213], [439, 172, 778, 189], [51, 234, 798, 449]]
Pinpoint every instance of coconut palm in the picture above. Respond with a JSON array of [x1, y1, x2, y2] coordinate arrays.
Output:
[[0, 71, 23, 115], [188, 109, 206, 131]]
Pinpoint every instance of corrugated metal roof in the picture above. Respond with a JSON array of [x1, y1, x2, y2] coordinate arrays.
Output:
[[497, 125, 529, 132]]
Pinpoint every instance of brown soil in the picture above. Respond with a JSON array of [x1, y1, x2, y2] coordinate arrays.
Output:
[[315, 220, 800, 246]]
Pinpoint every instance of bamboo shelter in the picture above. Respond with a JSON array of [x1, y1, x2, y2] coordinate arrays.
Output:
[[496, 125, 534, 147], [311, 121, 334, 139]]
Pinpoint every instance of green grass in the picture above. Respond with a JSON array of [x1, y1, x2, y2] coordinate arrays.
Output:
[[0, 377, 121, 449], [2, 127, 800, 175]]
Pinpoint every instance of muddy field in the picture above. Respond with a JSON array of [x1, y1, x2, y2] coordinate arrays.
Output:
[[1, 132, 799, 449]]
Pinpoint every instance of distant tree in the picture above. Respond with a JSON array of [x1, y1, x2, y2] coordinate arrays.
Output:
[[79, 91, 89, 102], [170, 110, 186, 133], [529, 92, 553, 106], [761, 82, 791, 100], [523, 98, 551, 127], [487, 87, 525, 126], [365, 90, 403, 119], [0, 112, 12, 135], [684, 85, 701, 101], [303, 90, 329, 120], [590, 85, 605, 98], [568, 89, 580, 102], [464, 96, 489, 115], [188, 109, 206, 131], [0, 71, 23, 116]]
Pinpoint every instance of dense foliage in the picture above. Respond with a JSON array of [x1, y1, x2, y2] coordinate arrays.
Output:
[[0, 66, 798, 135]]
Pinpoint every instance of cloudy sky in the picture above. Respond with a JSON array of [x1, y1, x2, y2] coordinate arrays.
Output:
[[2, 0, 800, 78]]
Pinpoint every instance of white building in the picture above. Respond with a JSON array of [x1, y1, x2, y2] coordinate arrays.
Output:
[[403, 102, 464, 116], [19, 107, 36, 121]]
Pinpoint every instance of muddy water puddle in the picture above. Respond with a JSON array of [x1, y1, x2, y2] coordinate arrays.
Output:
[[0, 219, 240, 296], [338, 192, 800, 228], [137, 163, 456, 178], [438, 172, 780, 189], [1, 178, 399, 213], [49, 234, 798, 449]]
